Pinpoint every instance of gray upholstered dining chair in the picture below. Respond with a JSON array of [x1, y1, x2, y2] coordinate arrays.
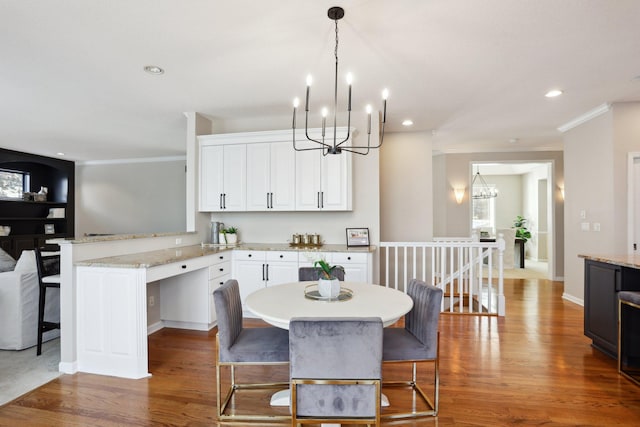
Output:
[[382, 278, 443, 419], [289, 317, 383, 426], [213, 279, 290, 422], [298, 266, 345, 281]]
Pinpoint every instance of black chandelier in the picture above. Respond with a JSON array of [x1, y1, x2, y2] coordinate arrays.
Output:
[[292, 6, 388, 155]]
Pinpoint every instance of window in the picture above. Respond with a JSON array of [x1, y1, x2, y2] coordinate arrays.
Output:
[[472, 186, 496, 235], [0, 169, 29, 199]]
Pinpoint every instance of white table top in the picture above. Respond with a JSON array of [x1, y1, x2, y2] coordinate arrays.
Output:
[[245, 282, 414, 329]]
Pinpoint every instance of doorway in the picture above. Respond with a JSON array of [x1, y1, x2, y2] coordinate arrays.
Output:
[[470, 161, 554, 280]]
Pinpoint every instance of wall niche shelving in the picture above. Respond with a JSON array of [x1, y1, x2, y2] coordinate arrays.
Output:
[[0, 148, 75, 259]]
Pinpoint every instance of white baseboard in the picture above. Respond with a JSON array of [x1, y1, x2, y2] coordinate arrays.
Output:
[[162, 320, 214, 331], [59, 360, 77, 374], [562, 293, 584, 306], [147, 321, 164, 335]]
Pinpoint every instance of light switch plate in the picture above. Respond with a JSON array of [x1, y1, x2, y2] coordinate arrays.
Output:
[[581, 222, 590, 231]]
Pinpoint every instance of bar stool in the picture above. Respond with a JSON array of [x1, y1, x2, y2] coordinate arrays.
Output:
[[35, 247, 61, 356], [618, 291, 640, 385]]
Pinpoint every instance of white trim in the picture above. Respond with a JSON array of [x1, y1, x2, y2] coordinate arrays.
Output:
[[562, 293, 583, 306], [198, 127, 353, 146], [627, 152, 640, 254], [557, 103, 611, 133], [58, 360, 77, 374], [77, 156, 186, 166], [147, 321, 164, 335]]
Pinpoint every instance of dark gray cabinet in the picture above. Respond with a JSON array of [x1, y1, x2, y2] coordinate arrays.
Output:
[[584, 259, 640, 358]]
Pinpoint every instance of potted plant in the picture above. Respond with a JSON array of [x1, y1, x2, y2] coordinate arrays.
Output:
[[220, 226, 238, 245], [513, 215, 532, 242], [314, 259, 344, 298]]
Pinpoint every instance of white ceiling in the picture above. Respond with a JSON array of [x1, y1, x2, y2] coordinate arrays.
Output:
[[2, 0, 640, 162]]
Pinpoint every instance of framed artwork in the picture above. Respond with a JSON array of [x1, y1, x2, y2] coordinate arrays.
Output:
[[346, 228, 370, 247], [44, 224, 55, 235]]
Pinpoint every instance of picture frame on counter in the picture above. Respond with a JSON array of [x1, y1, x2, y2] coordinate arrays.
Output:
[[346, 227, 369, 247]]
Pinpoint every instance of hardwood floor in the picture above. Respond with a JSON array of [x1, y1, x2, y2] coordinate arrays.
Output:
[[1, 278, 640, 426]]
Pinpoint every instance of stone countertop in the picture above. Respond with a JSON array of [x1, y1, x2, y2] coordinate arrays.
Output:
[[232, 242, 377, 253], [55, 231, 196, 245], [579, 254, 640, 270], [75, 244, 229, 268], [75, 242, 376, 268]]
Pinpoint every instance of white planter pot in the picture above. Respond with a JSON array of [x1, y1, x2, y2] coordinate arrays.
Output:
[[224, 233, 238, 244], [318, 278, 340, 298]]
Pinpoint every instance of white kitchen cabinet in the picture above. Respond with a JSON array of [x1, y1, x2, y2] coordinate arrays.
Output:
[[199, 143, 246, 211], [295, 136, 352, 211], [232, 250, 298, 315], [333, 252, 370, 283], [246, 141, 295, 211]]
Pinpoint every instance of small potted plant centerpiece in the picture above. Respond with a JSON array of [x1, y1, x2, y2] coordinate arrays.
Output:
[[314, 259, 344, 298], [220, 226, 239, 245]]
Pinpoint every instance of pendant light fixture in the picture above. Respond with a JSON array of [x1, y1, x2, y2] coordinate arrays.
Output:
[[472, 166, 498, 199], [292, 6, 388, 155]]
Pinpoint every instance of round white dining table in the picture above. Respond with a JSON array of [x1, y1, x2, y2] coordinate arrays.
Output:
[[245, 281, 414, 329]]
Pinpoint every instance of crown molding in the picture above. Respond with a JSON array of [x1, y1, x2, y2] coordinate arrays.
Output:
[[557, 103, 611, 133], [77, 155, 186, 166]]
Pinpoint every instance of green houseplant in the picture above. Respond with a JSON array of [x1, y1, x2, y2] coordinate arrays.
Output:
[[221, 226, 238, 245], [513, 215, 532, 242], [314, 259, 344, 298]]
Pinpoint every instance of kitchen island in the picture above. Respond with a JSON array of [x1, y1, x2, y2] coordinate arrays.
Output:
[[580, 254, 640, 358]]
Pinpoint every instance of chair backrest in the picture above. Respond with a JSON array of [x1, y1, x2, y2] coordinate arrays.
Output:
[[405, 279, 443, 359], [298, 267, 345, 281], [34, 248, 60, 286], [213, 279, 243, 362], [290, 317, 382, 419]]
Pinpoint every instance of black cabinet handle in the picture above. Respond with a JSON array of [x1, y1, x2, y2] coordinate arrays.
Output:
[[248, 254, 252, 258], [181, 265, 187, 269], [321, 191, 324, 208], [219, 255, 224, 259], [280, 254, 284, 258], [347, 256, 351, 260], [262, 264, 265, 281], [219, 268, 224, 272], [266, 264, 269, 281], [219, 194, 223, 210], [223, 193, 227, 209], [317, 192, 320, 208]]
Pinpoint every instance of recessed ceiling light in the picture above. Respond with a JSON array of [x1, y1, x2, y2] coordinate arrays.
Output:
[[56, 152, 65, 156], [545, 89, 563, 98], [509, 138, 519, 144], [144, 65, 164, 75], [402, 119, 413, 126]]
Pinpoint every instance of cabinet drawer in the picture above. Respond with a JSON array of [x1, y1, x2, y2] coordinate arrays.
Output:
[[266, 251, 298, 262], [210, 273, 232, 293], [209, 261, 231, 279], [147, 256, 211, 282], [233, 250, 265, 261], [299, 251, 332, 265], [333, 252, 368, 264], [210, 251, 231, 265]]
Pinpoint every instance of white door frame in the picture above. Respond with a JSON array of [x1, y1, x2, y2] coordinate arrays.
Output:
[[627, 152, 640, 254]]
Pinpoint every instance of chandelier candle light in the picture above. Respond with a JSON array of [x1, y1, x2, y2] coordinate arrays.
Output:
[[292, 6, 388, 155]]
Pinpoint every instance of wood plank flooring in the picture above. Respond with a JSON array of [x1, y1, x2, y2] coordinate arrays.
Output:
[[1, 278, 640, 426]]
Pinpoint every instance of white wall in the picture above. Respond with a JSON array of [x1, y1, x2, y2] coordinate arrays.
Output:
[[380, 131, 433, 241], [75, 159, 186, 236], [483, 174, 522, 230], [563, 102, 640, 303]]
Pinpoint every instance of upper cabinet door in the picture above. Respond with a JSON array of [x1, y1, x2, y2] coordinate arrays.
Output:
[[199, 144, 246, 212], [321, 149, 352, 211], [246, 141, 295, 211], [269, 141, 296, 211], [200, 145, 224, 211], [246, 143, 271, 211], [222, 144, 247, 211], [295, 141, 323, 211]]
